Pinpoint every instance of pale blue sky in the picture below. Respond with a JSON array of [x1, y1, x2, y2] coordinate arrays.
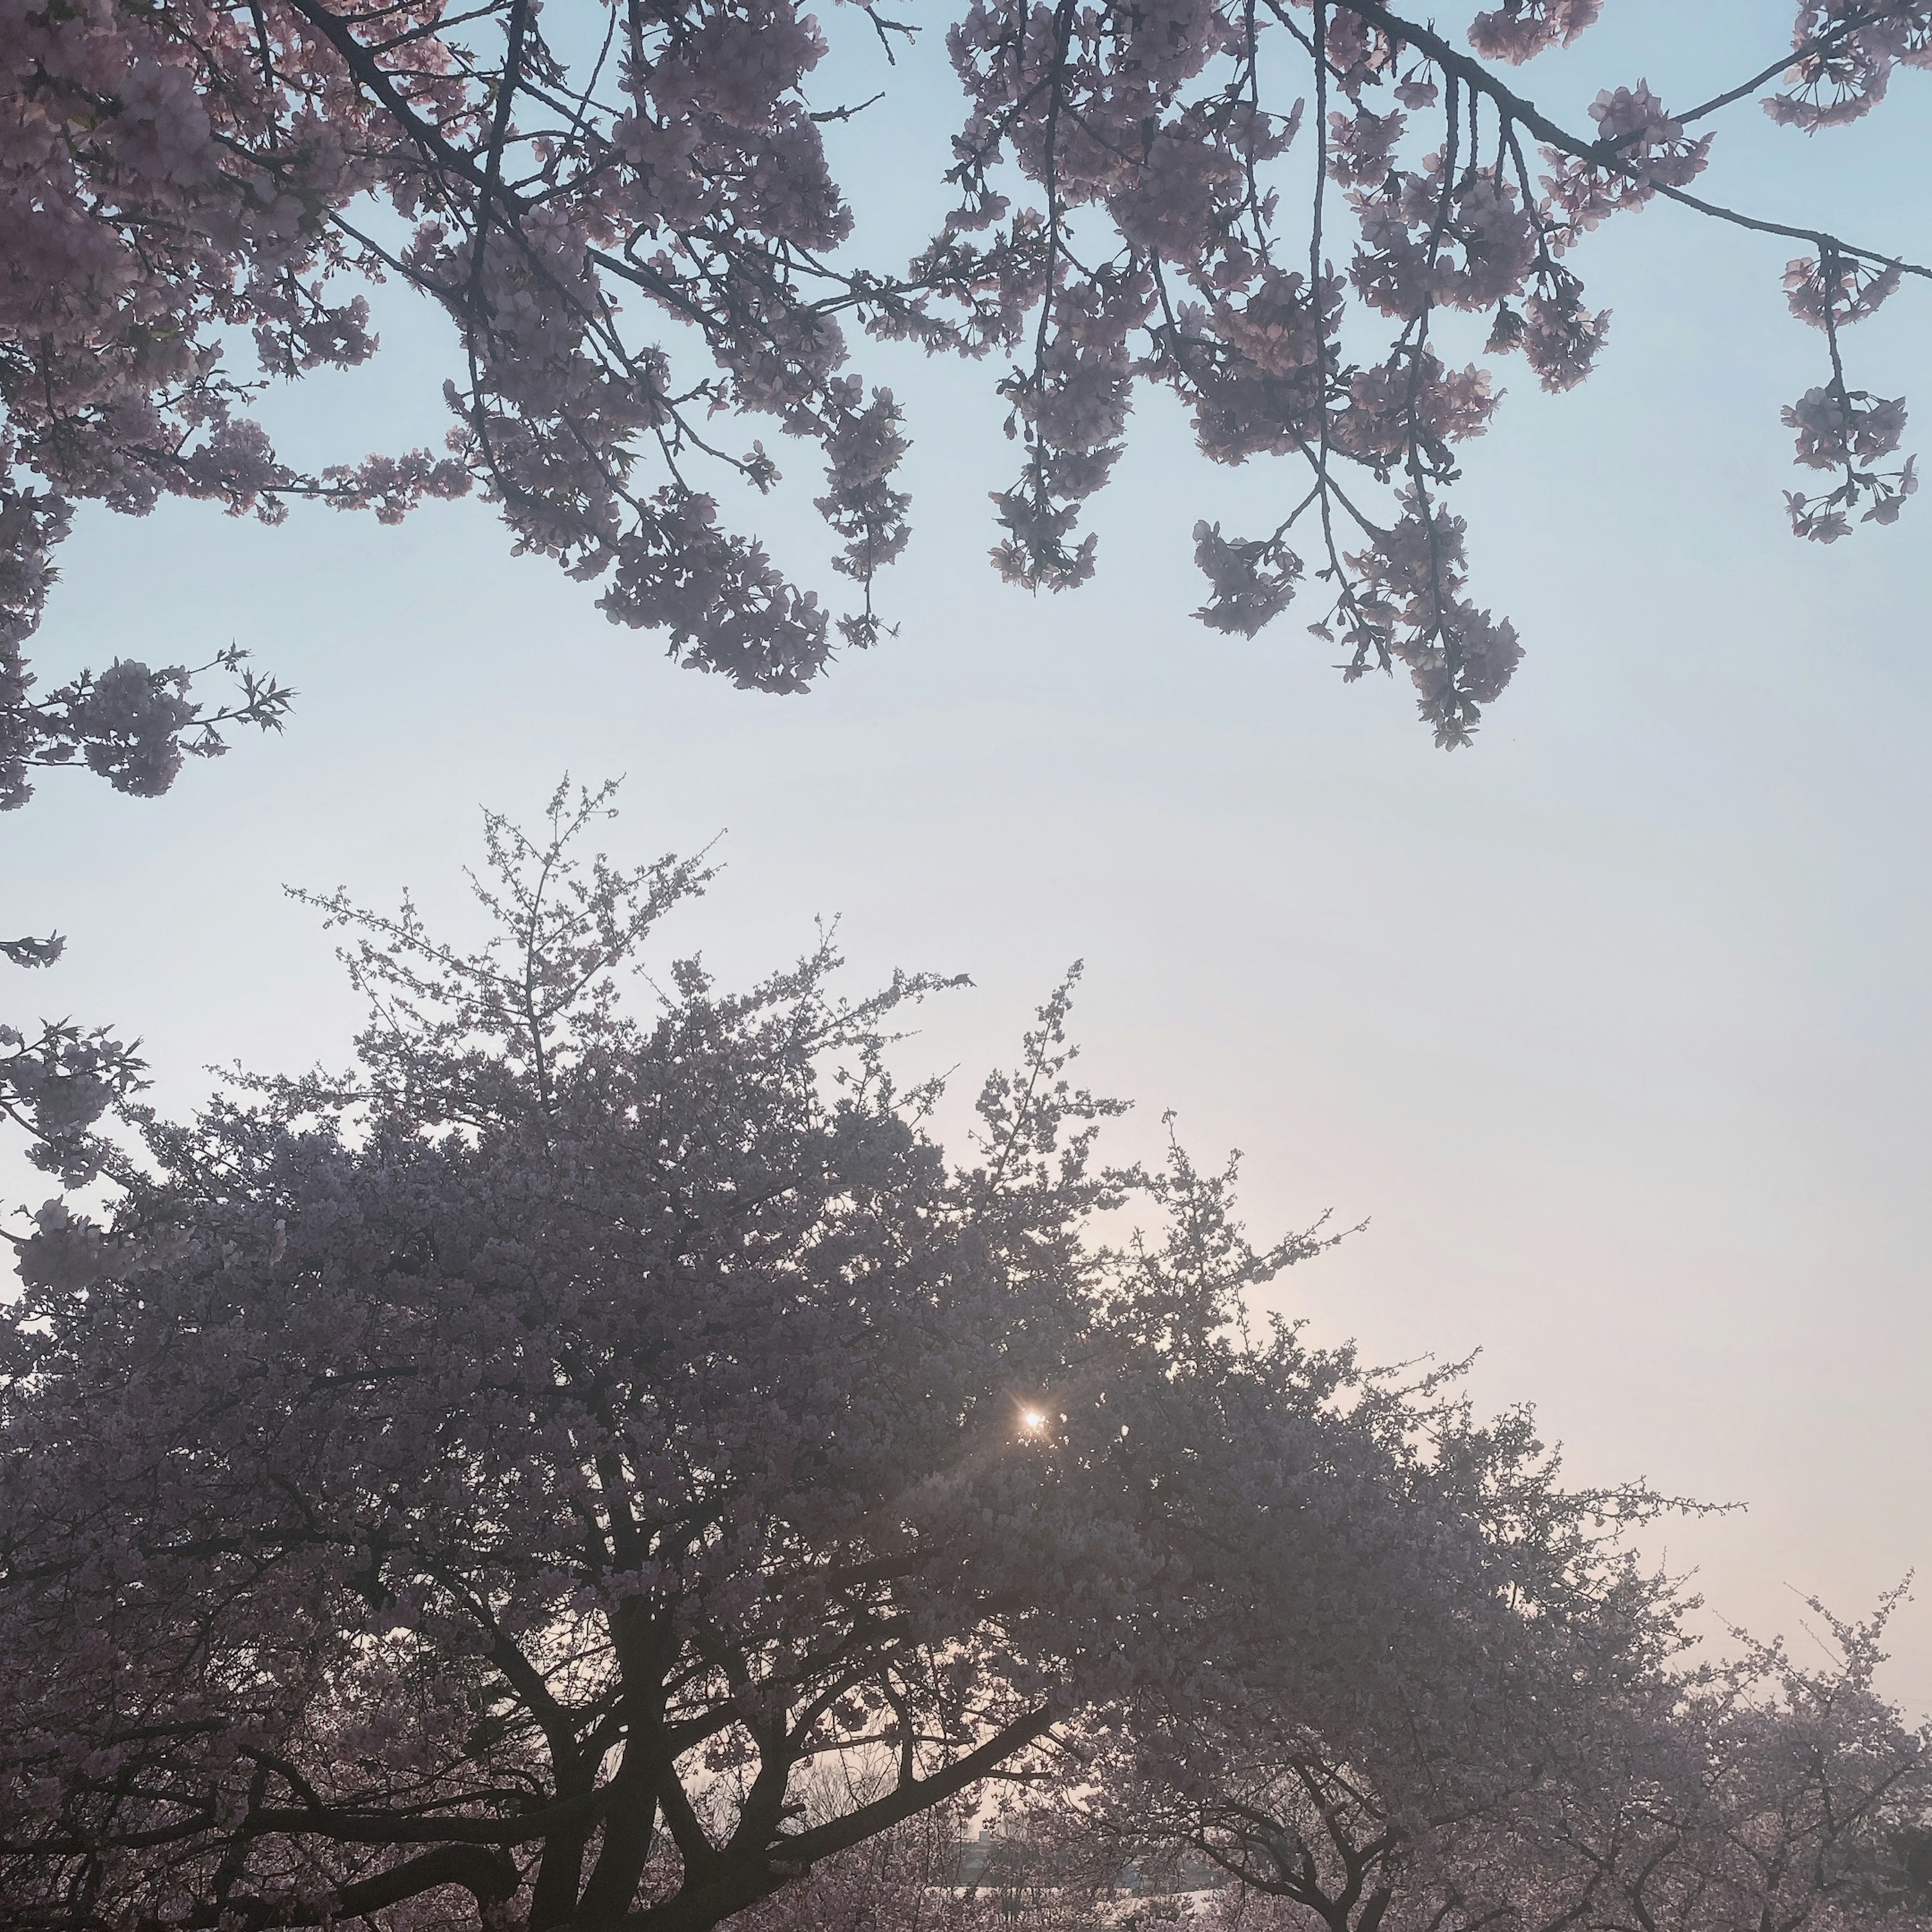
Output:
[[8, 1, 1931, 1706]]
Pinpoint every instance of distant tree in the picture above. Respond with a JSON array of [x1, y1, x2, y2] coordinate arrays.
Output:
[[0, 0, 1925, 756], [1105, 1567, 1932, 1932]]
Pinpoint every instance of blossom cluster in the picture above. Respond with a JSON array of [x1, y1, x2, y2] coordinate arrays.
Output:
[[0, 0, 923, 746], [932, 0, 1923, 743], [0, 0, 1924, 760], [0, 1016, 144, 1189], [1765, 0, 1932, 129]]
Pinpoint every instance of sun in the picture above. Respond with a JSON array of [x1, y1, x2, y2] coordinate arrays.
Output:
[[1021, 1409, 1048, 1432]]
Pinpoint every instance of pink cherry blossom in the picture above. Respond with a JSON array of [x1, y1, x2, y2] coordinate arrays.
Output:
[[0, 0, 1921, 780], [1468, 0, 1603, 64]]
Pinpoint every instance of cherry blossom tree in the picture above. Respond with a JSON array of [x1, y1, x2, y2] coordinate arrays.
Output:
[[1, 0, 1925, 757], [0, 783, 1346, 1930], [4, 788, 1925, 1930]]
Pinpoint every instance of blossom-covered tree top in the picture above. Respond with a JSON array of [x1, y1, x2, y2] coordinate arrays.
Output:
[[0, 784, 1307, 1927], [0, 0, 1924, 792]]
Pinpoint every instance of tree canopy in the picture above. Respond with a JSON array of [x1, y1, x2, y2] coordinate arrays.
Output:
[[0, 0, 1925, 799], [1, 786, 1324, 1928]]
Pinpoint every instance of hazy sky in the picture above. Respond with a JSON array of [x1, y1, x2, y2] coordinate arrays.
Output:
[[8, 1, 1931, 1708]]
